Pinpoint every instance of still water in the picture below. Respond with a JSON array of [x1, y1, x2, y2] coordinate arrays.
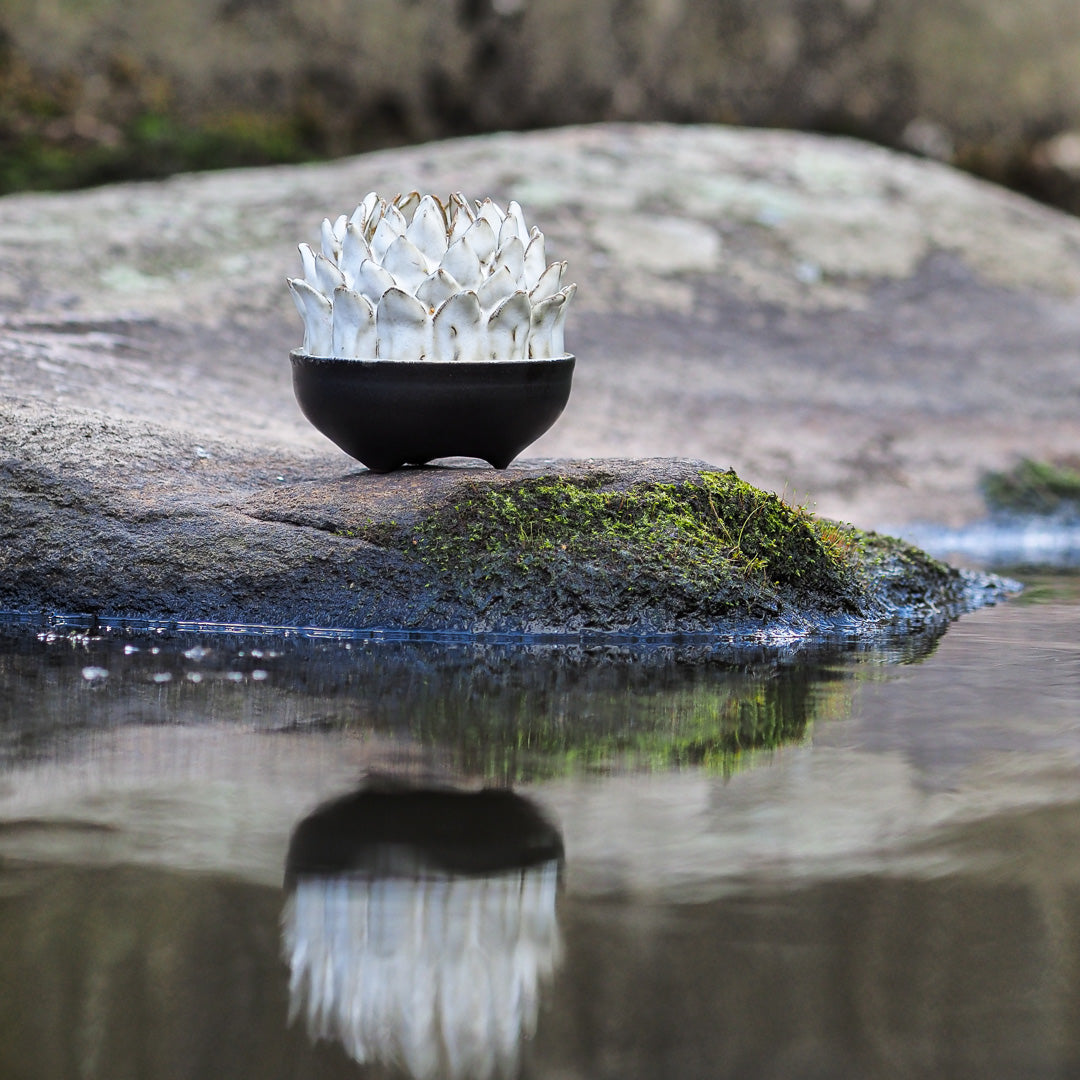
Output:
[[1, 575, 1079, 1079]]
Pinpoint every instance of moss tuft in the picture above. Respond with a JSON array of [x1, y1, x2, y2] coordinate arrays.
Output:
[[403, 470, 864, 627]]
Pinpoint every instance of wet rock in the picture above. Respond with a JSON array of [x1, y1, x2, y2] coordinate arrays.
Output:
[[0, 122, 1068, 629]]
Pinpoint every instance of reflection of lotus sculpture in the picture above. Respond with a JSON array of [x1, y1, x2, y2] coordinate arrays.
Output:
[[282, 782, 563, 1080], [287, 192, 577, 472]]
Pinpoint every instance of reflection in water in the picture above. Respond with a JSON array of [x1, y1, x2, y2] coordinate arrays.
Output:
[[0, 624, 947, 779], [282, 784, 563, 1079]]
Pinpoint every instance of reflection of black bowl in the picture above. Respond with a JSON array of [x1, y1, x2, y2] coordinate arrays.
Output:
[[290, 352, 575, 473], [285, 782, 564, 884]]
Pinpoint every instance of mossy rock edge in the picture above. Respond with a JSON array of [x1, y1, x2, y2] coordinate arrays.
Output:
[[340, 467, 1015, 638], [0, 456, 1016, 640]]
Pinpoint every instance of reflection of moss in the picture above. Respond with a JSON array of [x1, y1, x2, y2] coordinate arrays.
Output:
[[3, 623, 951, 782], [981, 458, 1080, 516], [406, 668, 821, 780], [407, 471, 865, 630]]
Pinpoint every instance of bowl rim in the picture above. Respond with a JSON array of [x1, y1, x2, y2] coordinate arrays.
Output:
[[290, 350, 574, 367]]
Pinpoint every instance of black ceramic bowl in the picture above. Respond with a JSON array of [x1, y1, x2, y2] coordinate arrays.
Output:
[[290, 352, 575, 473]]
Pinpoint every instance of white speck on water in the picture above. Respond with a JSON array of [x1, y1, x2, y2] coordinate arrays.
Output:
[[250, 649, 264, 659], [81, 666, 109, 683], [194, 446, 211, 459], [186, 672, 203, 684], [151, 647, 161, 655], [124, 644, 140, 655], [152, 672, 172, 684], [184, 645, 211, 662], [251, 669, 269, 681], [226, 671, 245, 682]]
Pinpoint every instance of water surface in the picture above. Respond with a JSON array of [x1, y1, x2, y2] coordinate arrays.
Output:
[[1, 577, 1079, 1079]]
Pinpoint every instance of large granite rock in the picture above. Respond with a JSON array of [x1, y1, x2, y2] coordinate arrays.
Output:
[[1, 122, 1070, 629]]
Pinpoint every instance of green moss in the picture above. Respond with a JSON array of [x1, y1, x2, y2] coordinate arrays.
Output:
[[404, 470, 862, 625], [981, 457, 1080, 516]]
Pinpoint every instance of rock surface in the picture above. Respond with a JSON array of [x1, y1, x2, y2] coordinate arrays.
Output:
[[1, 122, 1072, 628]]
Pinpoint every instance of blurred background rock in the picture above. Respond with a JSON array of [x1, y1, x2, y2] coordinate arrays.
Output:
[[2, 0, 1080, 214]]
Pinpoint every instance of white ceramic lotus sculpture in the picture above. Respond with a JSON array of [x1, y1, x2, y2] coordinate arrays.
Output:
[[288, 192, 576, 362]]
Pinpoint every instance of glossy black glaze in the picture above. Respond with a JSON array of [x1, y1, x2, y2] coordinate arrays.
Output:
[[290, 352, 575, 472], [284, 783, 565, 883]]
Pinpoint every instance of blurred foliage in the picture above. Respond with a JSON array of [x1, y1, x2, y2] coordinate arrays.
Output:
[[981, 458, 1080, 517], [0, 29, 321, 193]]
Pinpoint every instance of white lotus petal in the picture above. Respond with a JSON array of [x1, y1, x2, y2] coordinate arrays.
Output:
[[440, 239, 483, 290], [355, 258, 397, 302], [298, 242, 319, 288], [371, 217, 402, 262], [476, 198, 506, 232], [490, 236, 526, 288], [523, 229, 547, 290], [528, 283, 576, 358], [498, 201, 530, 250], [497, 214, 519, 251], [450, 192, 476, 224], [314, 253, 346, 296], [340, 223, 372, 287], [476, 265, 517, 312], [548, 282, 576, 357], [462, 217, 497, 266], [376, 287, 432, 361], [364, 199, 386, 241], [384, 202, 409, 234], [528, 260, 566, 303], [383, 235, 433, 292], [508, 201, 530, 242], [331, 287, 377, 359], [288, 278, 333, 357], [393, 191, 421, 222], [486, 290, 531, 360], [350, 192, 379, 227], [320, 218, 340, 261], [448, 205, 472, 246], [407, 195, 450, 263], [416, 268, 462, 311], [332, 214, 348, 242], [528, 291, 567, 359], [432, 291, 484, 362]]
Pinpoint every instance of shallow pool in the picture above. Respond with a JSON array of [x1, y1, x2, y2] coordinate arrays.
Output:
[[1, 575, 1078, 1079]]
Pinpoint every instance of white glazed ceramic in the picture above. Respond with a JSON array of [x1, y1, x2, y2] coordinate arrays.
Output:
[[288, 192, 576, 363]]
